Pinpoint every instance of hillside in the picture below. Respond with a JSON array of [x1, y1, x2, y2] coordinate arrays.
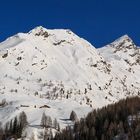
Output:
[[0, 26, 140, 139]]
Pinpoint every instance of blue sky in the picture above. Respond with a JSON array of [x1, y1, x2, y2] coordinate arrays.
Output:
[[0, 0, 140, 47]]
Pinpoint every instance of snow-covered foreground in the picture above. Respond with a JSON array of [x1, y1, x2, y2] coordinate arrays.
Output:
[[0, 26, 140, 139]]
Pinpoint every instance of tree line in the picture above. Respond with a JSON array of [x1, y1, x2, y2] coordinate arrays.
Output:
[[52, 96, 140, 140], [1, 96, 140, 140], [0, 111, 28, 140], [0, 111, 60, 140]]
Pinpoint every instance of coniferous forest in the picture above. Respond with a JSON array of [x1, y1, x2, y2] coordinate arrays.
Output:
[[52, 96, 140, 140], [0, 97, 140, 140], [0, 111, 28, 140]]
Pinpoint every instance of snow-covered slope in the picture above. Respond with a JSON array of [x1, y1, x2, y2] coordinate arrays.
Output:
[[0, 26, 140, 139], [98, 35, 140, 96]]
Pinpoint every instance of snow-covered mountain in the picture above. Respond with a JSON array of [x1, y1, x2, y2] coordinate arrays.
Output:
[[0, 26, 140, 138], [99, 35, 140, 96]]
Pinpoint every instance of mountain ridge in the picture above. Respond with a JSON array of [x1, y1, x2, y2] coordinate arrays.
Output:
[[0, 26, 140, 139]]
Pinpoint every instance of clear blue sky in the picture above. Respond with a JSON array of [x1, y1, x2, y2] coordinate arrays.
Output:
[[0, 0, 140, 47]]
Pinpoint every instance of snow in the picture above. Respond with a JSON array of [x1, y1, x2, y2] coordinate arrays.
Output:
[[0, 27, 140, 139]]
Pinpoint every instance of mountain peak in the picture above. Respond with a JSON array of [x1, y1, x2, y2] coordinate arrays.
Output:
[[118, 34, 130, 40], [30, 26, 47, 32], [28, 26, 49, 36], [115, 34, 132, 43], [108, 34, 136, 51]]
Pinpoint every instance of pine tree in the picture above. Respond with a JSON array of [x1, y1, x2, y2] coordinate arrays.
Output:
[[19, 111, 28, 129], [53, 118, 59, 130], [9, 120, 13, 135], [41, 112, 47, 128], [4, 121, 10, 137], [70, 111, 79, 122], [13, 117, 18, 134], [0, 122, 4, 140], [46, 116, 52, 127], [89, 126, 96, 140]]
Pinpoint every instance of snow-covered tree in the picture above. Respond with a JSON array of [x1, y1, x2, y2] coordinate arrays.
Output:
[[53, 118, 60, 131], [19, 111, 28, 128], [41, 112, 47, 127], [40, 112, 52, 128]]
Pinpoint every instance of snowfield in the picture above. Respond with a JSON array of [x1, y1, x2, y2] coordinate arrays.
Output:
[[0, 26, 140, 139]]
